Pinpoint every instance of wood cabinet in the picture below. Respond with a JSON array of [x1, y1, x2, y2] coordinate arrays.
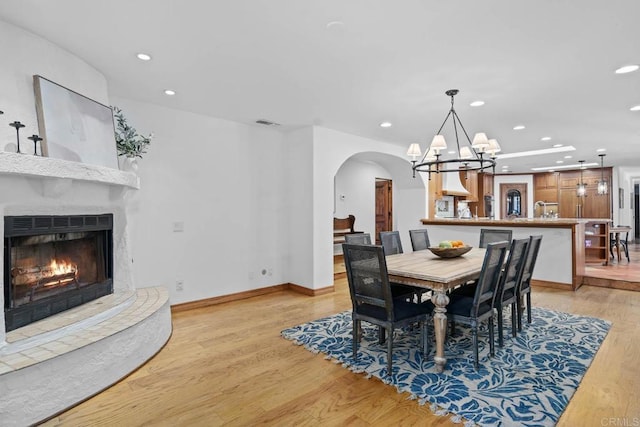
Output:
[[584, 221, 610, 264], [534, 172, 558, 203], [459, 170, 478, 202], [555, 168, 612, 219]]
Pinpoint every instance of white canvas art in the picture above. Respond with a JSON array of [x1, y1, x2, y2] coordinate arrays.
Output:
[[34, 75, 118, 169]]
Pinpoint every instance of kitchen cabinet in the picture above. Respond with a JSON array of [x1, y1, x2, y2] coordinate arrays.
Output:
[[534, 172, 558, 203], [557, 168, 612, 219], [584, 221, 610, 264], [459, 170, 478, 202]]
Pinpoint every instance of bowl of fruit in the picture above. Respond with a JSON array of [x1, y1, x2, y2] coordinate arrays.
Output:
[[428, 240, 472, 258]]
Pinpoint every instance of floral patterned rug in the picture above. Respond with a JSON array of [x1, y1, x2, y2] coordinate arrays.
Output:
[[281, 307, 610, 426]]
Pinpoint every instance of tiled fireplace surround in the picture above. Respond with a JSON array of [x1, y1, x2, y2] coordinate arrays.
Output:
[[0, 152, 172, 426]]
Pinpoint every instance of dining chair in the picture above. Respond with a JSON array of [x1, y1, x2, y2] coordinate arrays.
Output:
[[610, 226, 630, 262], [494, 238, 529, 347], [409, 229, 431, 251], [516, 235, 543, 331], [342, 243, 433, 376], [446, 241, 509, 369], [479, 229, 513, 248], [345, 233, 372, 245], [379, 231, 403, 255]]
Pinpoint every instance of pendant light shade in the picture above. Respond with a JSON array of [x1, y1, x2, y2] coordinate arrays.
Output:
[[597, 153, 608, 195], [576, 160, 587, 197]]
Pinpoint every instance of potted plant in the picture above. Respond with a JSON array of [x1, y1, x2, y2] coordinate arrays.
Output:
[[112, 106, 152, 171]]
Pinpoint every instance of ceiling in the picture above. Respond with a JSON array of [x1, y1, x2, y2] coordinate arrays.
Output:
[[1, 0, 639, 174]]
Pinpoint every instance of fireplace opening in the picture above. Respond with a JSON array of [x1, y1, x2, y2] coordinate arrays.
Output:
[[4, 214, 113, 332]]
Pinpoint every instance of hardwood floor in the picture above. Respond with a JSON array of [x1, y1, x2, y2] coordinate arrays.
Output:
[[583, 242, 640, 290], [41, 265, 640, 426]]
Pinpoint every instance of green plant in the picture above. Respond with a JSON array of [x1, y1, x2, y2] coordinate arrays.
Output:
[[112, 106, 153, 158]]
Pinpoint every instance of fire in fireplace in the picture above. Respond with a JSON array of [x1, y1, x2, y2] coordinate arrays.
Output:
[[4, 214, 113, 331]]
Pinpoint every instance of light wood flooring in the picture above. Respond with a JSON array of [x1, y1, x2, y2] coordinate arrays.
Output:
[[41, 265, 640, 426]]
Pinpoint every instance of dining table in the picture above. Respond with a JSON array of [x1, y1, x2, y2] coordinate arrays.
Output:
[[385, 247, 487, 373]]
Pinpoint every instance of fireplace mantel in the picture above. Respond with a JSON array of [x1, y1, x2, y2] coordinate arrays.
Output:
[[0, 151, 139, 189]]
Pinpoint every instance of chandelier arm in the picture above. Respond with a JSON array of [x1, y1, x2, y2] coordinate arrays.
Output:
[[452, 109, 462, 156]]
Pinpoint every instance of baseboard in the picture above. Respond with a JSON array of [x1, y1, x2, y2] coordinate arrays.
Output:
[[171, 283, 335, 313], [531, 279, 573, 290]]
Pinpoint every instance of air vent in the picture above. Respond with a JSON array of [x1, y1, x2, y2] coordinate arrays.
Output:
[[35, 217, 52, 229], [85, 216, 98, 226], [255, 119, 281, 126], [53, 217, 69, 228], [12, 218, 33, 230]]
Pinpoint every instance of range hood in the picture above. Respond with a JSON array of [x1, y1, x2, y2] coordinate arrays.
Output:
[[440, 163, 471, 197]]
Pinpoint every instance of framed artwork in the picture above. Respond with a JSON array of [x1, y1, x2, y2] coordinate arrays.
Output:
[[435, 195, 455, 218], [33, 75, 118, 169], [619, 188, 624, 208]]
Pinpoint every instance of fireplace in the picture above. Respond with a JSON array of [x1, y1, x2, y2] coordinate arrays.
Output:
[[3, 214, 113, 332]]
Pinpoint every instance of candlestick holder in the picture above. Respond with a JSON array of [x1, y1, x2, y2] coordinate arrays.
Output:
[[28, 134, 43, 156], [9, 121, 26, 153]]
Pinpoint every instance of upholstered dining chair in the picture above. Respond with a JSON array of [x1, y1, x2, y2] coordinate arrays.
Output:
[[479, 229, 513, 248], [345, 233, 372, 245], [446, 241, 509, 369], [409, 229, 431, 251], [516, 235, 543, 331], [494, 238, 529, 347], [379, 231, 404, 255], [342, 243, 433, 376]]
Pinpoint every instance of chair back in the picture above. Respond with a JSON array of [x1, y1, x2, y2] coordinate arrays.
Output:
[[471, 241, 508, 317], [518, 235, 543, 292], [409, 229, 431, 251], [345, 233, 372, 245], [334, 215, 357, 233], [342, 244, 394, 320], [479, 228, 513, 248], [496, 238, 529, 305], [379, 231, 403, 255], [617, 225, 630, 243]]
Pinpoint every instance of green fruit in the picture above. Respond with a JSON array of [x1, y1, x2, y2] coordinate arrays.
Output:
[[439, 240, 452, 248]]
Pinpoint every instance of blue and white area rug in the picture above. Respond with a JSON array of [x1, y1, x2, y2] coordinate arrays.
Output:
[[281, 307, 610, 426]]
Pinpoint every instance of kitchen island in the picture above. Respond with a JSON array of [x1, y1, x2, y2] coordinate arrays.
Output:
[[419, 218, 611, 290]]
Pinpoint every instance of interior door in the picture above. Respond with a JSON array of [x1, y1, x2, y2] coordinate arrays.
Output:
[[500, 183, 528, 218], [375, 179, 392, 244]]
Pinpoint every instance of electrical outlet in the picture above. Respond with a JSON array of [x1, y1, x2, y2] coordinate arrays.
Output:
[[176, 280, 184, 291]]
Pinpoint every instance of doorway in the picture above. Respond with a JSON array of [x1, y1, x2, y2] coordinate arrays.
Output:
[[500, 183, 528, 218], [375, 179, 392, 244]]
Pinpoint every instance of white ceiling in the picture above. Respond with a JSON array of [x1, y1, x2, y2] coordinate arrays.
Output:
[[1, 0, 639, 174]]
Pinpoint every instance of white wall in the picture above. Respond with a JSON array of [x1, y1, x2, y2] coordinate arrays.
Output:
[[111, 97, 288, 304]]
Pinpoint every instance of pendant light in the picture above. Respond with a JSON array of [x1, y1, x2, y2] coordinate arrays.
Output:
[[597, 154, 608, 195], [576, 160, 586, 197]]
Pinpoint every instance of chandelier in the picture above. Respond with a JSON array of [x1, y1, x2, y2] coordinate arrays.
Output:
[[597, 153, 608, 195], [576, 160, 587, 197], [407, 89, 498, 179]]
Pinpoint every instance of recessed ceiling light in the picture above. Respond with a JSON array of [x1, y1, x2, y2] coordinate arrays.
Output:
[[501, 165, 509, 169], [615, 65, 639, 74], [564, 155, 573, 159], [540, 136, 551, 141], [553, 144, 563, 148], [164, 89, 176, 96], [548, 170, 555, 173], [631, 105, 640, 111], [448, 150, 456, 154], [136, 53, 152, 61], [379, 122, 392, 128], [532, 162, 597, 171], [326, 21, 345, 29], [470, 101, 485, 107], [596, 148, 606, 152], [496, 145, 576, 160], [556, 160, 564, 164], [513, 125, 525, 130]]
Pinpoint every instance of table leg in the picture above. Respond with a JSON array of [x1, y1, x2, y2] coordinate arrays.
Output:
[[616, 233, 621, 262], [431, 290, 450, 373]]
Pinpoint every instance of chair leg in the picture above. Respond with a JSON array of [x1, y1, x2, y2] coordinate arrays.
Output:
[[353, 319, 360, 360], [526, 292, 532, 324], [472, 327, 479, 370], [488, 317, 495, 357], [497, 306, 504, 347], [378, 326, 385, 344], [511, 302, 517, 338], [517, 294, 524, 332], [386, 327, 393, 376]]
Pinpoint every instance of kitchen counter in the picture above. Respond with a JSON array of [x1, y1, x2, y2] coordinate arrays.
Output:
[[416, 218, 612, 290]]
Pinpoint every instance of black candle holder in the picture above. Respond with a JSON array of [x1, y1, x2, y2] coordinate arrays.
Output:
[[9, 121, 26, 153], [28, 134, 43, 156]]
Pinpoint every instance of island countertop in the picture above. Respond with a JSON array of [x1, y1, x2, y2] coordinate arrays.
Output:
[[421, 217, 612, 228]]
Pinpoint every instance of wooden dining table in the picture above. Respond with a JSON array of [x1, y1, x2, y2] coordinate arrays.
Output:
[[385, 248, 487, 373]]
